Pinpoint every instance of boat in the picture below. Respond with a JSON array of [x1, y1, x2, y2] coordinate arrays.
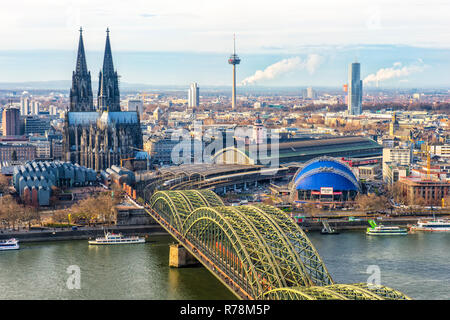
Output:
[[320, 221, 340, 235], [366, 220, 408, 236], [88, 231, 145, 245], [0, 238, 20, 250], [409, 219, 450, 232]]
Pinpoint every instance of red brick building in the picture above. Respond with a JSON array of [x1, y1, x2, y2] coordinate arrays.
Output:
[[399, 177, 450, 205]]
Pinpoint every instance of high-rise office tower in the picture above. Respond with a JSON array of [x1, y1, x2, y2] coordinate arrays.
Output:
[[49, 105, 58, 116], [188, 82, 200, 108], [20, 97, 30, 116], [32, 101, 40, 115], [2, 107, 21, 136], [306, 87, 315, 99], [348, 62, 362, 115], [228, 34, 240, 110]]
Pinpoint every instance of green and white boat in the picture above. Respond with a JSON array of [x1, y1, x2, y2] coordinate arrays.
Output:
[[366, 220, 408, 236]]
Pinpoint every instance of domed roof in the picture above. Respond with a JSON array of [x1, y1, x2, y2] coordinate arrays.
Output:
[[293, 157, 359, 191]]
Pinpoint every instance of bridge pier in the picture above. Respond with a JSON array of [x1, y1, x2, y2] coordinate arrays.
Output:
[[169, 243, 199, 268]]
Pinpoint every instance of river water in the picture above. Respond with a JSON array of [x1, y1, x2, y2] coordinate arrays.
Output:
[[0, 231, 449, 300]]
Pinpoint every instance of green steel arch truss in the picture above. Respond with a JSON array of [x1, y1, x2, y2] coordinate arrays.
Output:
[[149, 189, 224, 231], [181, 205, 333, 299], [263, 283, 411, 300], [147, 190, 410, 300]]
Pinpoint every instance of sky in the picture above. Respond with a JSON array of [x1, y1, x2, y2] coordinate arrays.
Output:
[[0, 0, 450, 88]]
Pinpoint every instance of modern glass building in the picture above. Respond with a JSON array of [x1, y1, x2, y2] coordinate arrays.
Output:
[[188, 82, 200, 108], [348, 62, 362, 115]]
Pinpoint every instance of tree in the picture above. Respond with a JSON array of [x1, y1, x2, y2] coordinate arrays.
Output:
[[0, 195, 22, 230], [95, 192, 118, 225], [69, 191, 119, 226], [20, 206, 40, 229], [11, 150, 17, 161], [52, 211, 70, 224], [70, 197, 98, 226], [0, 174, 10, 194], [355, 193, 390, 212], [390, 181, 408, 205], [49, 186, 62, 208]]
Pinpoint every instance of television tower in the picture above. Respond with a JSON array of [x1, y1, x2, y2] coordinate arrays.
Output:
[[228, 34, 240, 110]]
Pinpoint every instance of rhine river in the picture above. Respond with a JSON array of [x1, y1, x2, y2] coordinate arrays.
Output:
[[0, 231, 449, 300]]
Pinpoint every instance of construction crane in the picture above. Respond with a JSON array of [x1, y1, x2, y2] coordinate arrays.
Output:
[[120, 157, 135, 168], [120, 147, 150, 169]]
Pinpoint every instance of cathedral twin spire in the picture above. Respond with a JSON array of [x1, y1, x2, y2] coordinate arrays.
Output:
[[75, 27, 89, 76], [70, 27, 120, 113]]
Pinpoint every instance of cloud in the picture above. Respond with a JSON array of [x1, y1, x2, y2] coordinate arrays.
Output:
[[363, 60, 427, 86], [240, 54, 323, 86]]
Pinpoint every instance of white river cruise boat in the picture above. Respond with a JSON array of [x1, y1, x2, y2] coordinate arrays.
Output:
[[366, 219, 408, 236], [409, 219, 450, 232], [0, 238, 20, 250], [88, 232, 145, 245], [366, 225, 408, 236]]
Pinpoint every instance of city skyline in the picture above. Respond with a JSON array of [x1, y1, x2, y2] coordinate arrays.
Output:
[[0, 44, 447, 89]]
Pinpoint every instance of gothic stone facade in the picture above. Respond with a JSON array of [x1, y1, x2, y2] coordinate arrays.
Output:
[[63, 28, 143, 172]]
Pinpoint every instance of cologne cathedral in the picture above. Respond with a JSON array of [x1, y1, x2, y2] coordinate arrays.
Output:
[[63, 28, 143, 171]]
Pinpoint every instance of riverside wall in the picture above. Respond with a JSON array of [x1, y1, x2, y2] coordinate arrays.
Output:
[[0, 225, 167, 243]]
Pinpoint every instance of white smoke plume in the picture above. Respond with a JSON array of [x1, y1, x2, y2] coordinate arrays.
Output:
[[240, 54, 322, 86], [363, 61, 426, 86]]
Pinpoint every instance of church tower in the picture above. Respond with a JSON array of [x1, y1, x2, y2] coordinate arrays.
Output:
[[69, 27, 94, 112], [97, 28, 121, 112], [65, 27, 143, 172]]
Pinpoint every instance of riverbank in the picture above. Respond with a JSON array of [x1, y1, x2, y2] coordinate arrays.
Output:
[[299, 216, 422, 231], [0, 215, 440, 242], [0, 225, 167, 243]]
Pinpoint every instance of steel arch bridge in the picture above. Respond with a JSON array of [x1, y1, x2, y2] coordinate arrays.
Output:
[[263, 283, 410, 300], [143, 190, 410, 300]]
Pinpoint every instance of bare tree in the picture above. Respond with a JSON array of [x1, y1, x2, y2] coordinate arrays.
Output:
[[52, 211, 70, 224], [0, 195, 22, 230], [69, 191, 119, 226], [21, 206, 40, 230], [95, 192, 118, 225], [0, 174, 10, 194], [390, 182, 408, 205], [70, 197, 98, 226], [356, 193, 390, 212]]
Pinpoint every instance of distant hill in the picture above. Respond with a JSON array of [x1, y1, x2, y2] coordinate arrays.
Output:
[[0, 80, 345, 95]]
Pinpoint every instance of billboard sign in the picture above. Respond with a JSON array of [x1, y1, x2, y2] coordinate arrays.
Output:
[[320, 187, 333, 195]]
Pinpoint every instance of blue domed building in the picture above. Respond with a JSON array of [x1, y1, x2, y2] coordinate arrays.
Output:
[[292, 157, 360, 202]]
